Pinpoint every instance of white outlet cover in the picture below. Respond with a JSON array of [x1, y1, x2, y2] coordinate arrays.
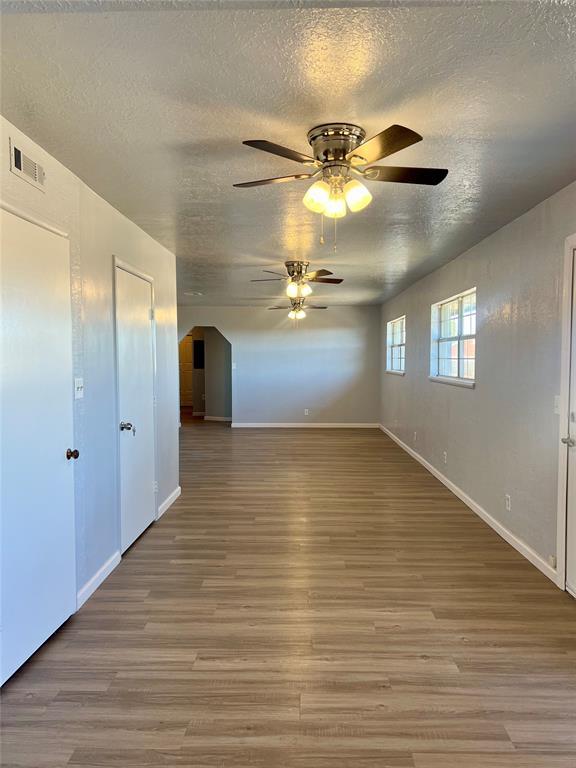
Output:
[[74, 377, 84, 399]]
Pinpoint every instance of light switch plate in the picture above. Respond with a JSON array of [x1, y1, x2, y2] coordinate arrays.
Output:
[[74, 377, 84, 399]]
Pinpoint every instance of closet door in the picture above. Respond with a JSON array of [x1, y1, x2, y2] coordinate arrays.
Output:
[[1, 209, 76, 684]]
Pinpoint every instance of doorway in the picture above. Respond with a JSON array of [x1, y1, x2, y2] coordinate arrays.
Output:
[[560, 235, 576, 597], [179, 326, 232, 424], [114, 262, 157, 553]]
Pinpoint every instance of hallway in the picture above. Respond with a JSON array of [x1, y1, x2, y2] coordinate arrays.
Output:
[[2, 422, 576, 767]]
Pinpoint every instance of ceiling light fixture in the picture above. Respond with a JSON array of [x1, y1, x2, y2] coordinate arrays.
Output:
[[302, 180, 330, 213], [303, 175, 372, 218], [343, 179, 373, 212], [288, 308, 306, 320], [286, 280, 313, 299]]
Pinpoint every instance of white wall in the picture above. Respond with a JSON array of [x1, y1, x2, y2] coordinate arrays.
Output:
[[380, 181, 576, 574], [1, 117, 179, 594], [204, 327, 232, 420], [178, 307, 380, 425]]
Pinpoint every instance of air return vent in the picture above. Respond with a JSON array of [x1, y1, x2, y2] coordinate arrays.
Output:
[[9, 138, 45, 191]]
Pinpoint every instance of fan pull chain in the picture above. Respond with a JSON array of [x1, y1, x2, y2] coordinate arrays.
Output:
[[333, 217, 337, 253], [320, 215, 325, 246]]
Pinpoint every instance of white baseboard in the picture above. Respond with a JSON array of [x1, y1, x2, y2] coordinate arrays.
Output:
[[379, 424, 561, 587], [231, 422, 380, 429], [567, 582, 576, 599], [76, 551, 121, 609], [204, 416, 232, 422], [158, 486, 181, 518]]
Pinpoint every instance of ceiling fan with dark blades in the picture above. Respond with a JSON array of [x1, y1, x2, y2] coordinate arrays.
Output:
[[234, 123, 448, 217], [269, 297, 327, 319], [251, 260, 343, 295]]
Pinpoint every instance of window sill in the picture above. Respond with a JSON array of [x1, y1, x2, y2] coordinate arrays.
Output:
[[385, 369, 405, 377], [429, 375, 475, 389]]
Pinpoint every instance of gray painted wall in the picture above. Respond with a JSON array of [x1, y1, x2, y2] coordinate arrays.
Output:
[[204, 327, 232, 420], [1, 117, 180, 592], [178, 307, 380, 425], [380, 180, 576, 565]]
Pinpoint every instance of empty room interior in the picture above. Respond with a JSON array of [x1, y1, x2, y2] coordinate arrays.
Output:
[[1, 1, 576, 765]]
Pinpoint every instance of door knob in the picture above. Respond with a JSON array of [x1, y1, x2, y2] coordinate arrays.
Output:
[[66, 448, 80, 460], [561, 436, 576, 447]]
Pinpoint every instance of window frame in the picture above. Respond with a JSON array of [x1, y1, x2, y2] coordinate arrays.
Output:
[[386, 314, 406, 375], [429, 288, 476, 388]]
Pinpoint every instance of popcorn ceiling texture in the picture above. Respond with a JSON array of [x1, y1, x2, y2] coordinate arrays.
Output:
[[1, 2, 575, 306]]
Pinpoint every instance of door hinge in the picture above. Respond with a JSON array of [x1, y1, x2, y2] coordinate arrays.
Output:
[[149, 307, 155, 321], [153, 480, 159, 493]]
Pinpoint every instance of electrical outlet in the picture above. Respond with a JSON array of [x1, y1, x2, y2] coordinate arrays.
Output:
[[505, 494, 511, 512], [304, 408, 310, 416], [443, 451, 447, 465], [548, 554, 557, 569], [74, 377, 84, 400]]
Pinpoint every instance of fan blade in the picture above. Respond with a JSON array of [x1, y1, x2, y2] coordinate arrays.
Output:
[[307, 305, 328, 310], [364, 166, 448, 185], [234, 174, 313, 188], [306, 269, 333, 279], [262, 270, 287, 276], [243, 140, 315, 165], [251, 278, 284, 282], [268, 306, 288, 310], [310, 277, 343, 284], [347, 124, 422, 165]]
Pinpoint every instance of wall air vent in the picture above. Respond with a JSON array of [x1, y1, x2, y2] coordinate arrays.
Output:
[[9, 138, 45, 191]]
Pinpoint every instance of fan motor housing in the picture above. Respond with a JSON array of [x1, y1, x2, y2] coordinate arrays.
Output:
[[307, 123, 366, 164], [284, 260, 309, 279]]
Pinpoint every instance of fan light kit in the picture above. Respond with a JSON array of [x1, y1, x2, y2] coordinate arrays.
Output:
[[252, 261, 344, 321], [288, 306, 306, 320], [234, 123, 448, 220]]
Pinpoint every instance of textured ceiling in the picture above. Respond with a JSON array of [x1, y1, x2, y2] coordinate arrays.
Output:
[[1, 2, 575, 307]]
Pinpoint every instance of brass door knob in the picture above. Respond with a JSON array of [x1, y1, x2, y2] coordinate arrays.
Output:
[[66, 448, 80, 460]]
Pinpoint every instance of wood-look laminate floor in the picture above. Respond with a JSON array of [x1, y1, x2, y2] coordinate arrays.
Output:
[[2, 423, 576, 767]]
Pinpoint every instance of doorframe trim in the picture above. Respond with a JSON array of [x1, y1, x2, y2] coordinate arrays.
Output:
[[112, 257, 160, 556], [557, 233, 576, 592]]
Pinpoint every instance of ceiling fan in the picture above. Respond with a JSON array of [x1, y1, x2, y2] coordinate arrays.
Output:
[[251, 260, 343, 299], [268, 297, 327, 320], [234, 123, 448, 218]]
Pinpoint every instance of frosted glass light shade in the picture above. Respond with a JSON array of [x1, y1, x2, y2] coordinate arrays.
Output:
[[295, 309, 306, 319], [300, 282, 312, 297], [302, 180, 330, 213], [344, 179, 372, 212], [324, 190, 346, 219], [286, 281, 299, 298]]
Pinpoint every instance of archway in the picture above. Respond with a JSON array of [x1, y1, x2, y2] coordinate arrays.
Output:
[[178, 326, 232, 424]]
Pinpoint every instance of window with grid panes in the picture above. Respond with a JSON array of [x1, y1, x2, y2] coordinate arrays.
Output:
[[430, 289, 476, 382], [386, 315, 406, 373]]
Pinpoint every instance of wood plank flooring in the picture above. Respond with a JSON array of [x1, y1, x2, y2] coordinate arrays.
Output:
[[2, 423, 576, 767]]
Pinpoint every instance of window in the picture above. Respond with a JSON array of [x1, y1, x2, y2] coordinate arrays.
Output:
[[430, 288, 476, 385], [386, 315, 406, 374]]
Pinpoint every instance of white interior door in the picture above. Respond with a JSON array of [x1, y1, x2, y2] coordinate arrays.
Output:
[[567, 248, 576, 597], [115, 265, 156, 552], [1, 209, 76, 684]]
